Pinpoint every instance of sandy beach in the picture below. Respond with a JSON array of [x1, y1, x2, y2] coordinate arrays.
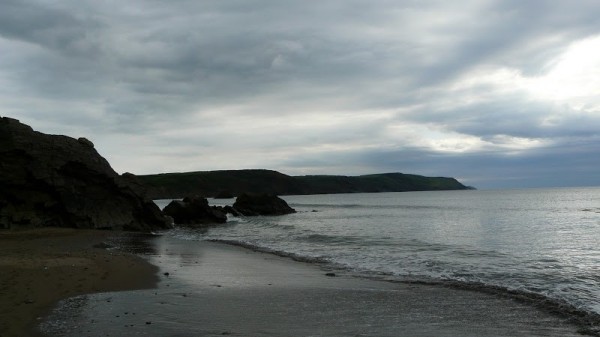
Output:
[[0, 228, 158, 337], [39, 234, 586, 337]]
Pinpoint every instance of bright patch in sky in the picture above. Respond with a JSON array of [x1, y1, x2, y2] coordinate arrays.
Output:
[[526, 35, 600, 108]]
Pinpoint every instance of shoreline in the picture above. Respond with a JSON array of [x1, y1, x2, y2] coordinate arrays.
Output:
[[0, 228, 159, 337], [211, 238, 600, 334], [2, 228, 591, 336], [43, 234, 588, 337]]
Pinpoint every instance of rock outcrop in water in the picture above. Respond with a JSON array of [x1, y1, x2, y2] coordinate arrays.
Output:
[[233, 193, 296, 216], [163, 196, 227, 226], [0, 117, 171, 231], [163, 193, 293, 226]]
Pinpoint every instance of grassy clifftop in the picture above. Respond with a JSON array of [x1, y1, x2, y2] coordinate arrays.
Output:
[[296, 173, 468, 194], [137, 169, 469, 199]]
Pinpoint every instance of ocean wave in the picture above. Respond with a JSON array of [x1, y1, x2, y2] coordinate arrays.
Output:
[[291, 203, 464, 211], [297, 233, 363, 245], [209, 239, 330, 264], [582, 208, 600, 213], [432, 280, 600, 336], [224, 214, 248, 223], [207, 237, 600, 336]]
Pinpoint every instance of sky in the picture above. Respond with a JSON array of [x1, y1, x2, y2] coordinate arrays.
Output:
[[1, 0, 599, 189]]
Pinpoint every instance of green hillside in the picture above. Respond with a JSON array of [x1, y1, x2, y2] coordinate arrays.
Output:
[[296, 173, 468, 194], [137, 169, 469, 199]]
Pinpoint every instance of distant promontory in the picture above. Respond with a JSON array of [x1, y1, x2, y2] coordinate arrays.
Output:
[[137, 169, 470, 200]]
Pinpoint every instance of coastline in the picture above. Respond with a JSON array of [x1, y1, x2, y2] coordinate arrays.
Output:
[[41, 235, 587, 337], [0, 228, 159, 337]]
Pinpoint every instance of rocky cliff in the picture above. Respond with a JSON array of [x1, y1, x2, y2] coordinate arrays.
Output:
[[0, 117, 171, 231]]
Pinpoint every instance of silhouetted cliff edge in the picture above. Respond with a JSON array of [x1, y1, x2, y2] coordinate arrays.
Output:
[[0, 117, 171, 230], [138, 169, 469, 200]]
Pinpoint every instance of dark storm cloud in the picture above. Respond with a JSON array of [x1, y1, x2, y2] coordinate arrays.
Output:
[[0, 0, 599, 188]]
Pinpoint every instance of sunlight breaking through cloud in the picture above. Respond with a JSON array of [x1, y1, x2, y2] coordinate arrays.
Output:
[[525, 35, 600, 110]]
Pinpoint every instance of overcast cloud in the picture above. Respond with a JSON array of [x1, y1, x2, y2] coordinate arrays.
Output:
[[1, 0, 599, 188]]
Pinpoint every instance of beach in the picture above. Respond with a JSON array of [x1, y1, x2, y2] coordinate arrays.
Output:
[[39, 233, 585, 337], [0, 228, 158, 337]]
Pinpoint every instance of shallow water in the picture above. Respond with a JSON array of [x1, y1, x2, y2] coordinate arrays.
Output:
[[168, 188, 600, 328], [41, 237, 585, 337]]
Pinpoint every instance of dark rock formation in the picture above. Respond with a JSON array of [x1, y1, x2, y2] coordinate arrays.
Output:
[[232, 193, 296, 216], [0, 117, 171, 231], [163, 196, 227, 226], [222, 205, 240, 217], [214, 190, 235, 199]]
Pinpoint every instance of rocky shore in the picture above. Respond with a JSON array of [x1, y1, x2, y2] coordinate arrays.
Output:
[[0, 117, 170, 231], [3, 116, 576, 337], [0, 117, 303, 336], [162, 194, 296, 227]]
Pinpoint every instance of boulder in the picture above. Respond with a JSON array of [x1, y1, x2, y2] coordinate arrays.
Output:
[[222, 205, 240, 217], [233, 193, 296, 216], [163, 196, 227, 226], [0, 117, 171, 231]]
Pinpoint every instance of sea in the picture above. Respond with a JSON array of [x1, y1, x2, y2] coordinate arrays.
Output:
[[162, 187, 600, 327], [41, 187, 600, 335]]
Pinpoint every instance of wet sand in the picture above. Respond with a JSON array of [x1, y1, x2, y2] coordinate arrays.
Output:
[[42, 235, 587, 337], [0, 228, 158, 337]]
